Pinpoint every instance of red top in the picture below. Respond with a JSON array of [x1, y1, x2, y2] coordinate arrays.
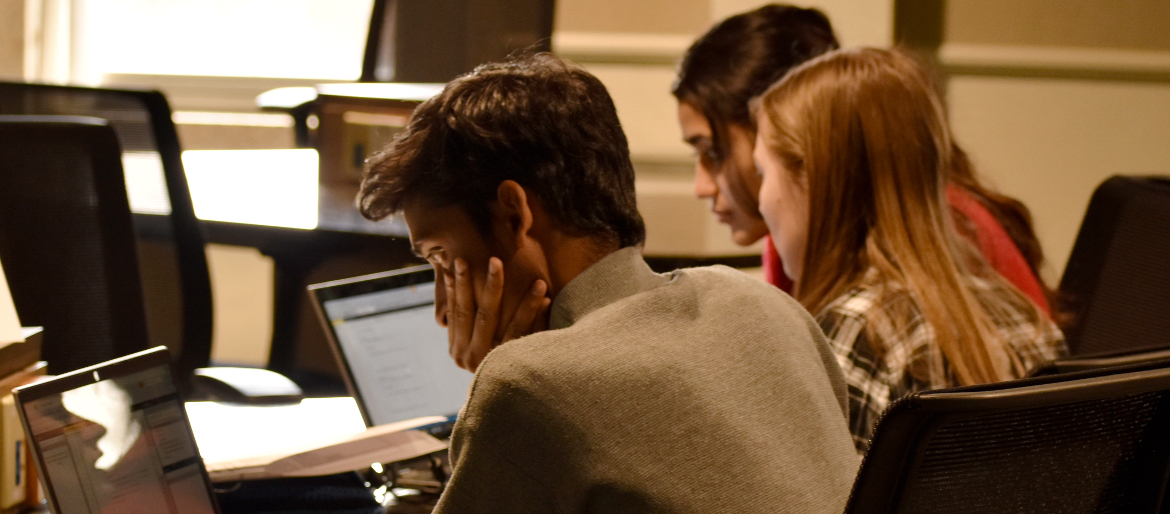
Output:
[[760, 185, 1051, 316], [761, 234, 794, 293]]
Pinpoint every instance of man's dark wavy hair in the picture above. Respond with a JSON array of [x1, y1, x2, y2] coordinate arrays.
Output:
[[358, 53, 646, 249]]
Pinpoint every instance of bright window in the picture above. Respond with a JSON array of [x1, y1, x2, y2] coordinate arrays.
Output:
[[81, 0, 374, 80]]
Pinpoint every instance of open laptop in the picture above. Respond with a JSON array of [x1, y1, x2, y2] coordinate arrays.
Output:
[[13, 347, 220, 514], [308, 265, 473, 434]]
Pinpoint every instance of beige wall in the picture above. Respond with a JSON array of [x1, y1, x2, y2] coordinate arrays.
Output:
[[948, 77, 1170, 283], [947, 0, 1170, 51], [554, 0, 895, 44], [205, 244, 273, 366], [556, 0, 710, 34], [0, 0, 25, 79], [714, 0, 893, 46], [939, 0, 1170, 278]]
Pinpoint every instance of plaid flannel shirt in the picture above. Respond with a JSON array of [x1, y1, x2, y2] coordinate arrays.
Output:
[[817, 269, 1068, 453]]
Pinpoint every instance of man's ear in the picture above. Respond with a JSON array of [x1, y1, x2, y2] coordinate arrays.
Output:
[[491, 180, 536, 253]]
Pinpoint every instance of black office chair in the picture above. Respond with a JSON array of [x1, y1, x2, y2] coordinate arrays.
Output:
[[0, 117, 153, 373], [0, 81, 213, 381], [0, 115, 302, 403], [1059, 175, 1170, 355], [845, 365, 1170, 514]]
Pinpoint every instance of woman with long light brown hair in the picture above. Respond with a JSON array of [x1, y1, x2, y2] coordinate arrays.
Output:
[[752, 48, 1067, 452]]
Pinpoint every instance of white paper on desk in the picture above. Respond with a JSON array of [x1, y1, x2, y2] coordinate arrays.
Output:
[[204, 416, 448, 482], [0, 261, 24, 344], [187, 397, 368, 464]]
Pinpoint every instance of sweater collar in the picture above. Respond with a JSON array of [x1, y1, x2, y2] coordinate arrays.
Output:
[[548, 246, 667, 330]]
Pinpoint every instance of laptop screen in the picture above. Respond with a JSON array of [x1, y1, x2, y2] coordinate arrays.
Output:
[[311, 266, 473, 428], [15, 348, 218, 514]]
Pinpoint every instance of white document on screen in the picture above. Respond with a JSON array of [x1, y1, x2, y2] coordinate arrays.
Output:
[[0, 261, 24, 344], [331, 295, 472, 426]]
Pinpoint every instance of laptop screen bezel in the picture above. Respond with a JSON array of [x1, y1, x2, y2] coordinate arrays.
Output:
[[307, 264, 438, 428], [13, 346, 222, 514]]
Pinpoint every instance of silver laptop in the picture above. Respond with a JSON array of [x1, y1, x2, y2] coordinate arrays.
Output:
[[308, 265, 472, 433], [13, 347, 220, 514]]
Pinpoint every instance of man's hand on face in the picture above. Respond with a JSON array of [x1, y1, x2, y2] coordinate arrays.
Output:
[[446, 257, 551, 372]]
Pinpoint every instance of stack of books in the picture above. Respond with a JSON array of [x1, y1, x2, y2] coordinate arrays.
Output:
[[0, 328, 45, 513], [2, 260, 46, 512]]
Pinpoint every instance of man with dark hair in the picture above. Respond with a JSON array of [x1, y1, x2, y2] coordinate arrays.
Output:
[[359, 54, 857, 513]]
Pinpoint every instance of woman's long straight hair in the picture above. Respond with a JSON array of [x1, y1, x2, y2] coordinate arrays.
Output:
[[754, 48, 1039, 385]]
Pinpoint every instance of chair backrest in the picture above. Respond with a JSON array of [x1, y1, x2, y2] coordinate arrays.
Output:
[[0, 117, 153, 373], [0, 82, 214, 380], [361, 0, 555, 83], [1059, 175, 1170, 355], [846, 366, 1170, 514], [1031, 347, 1170, 377]]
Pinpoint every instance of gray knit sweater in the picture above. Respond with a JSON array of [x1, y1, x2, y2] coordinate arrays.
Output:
[[433, 247, 859, 513]]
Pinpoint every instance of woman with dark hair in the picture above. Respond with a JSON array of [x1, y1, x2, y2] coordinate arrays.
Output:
[[751, 48, 1066, 452], [673, 4, 1053, 315]]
